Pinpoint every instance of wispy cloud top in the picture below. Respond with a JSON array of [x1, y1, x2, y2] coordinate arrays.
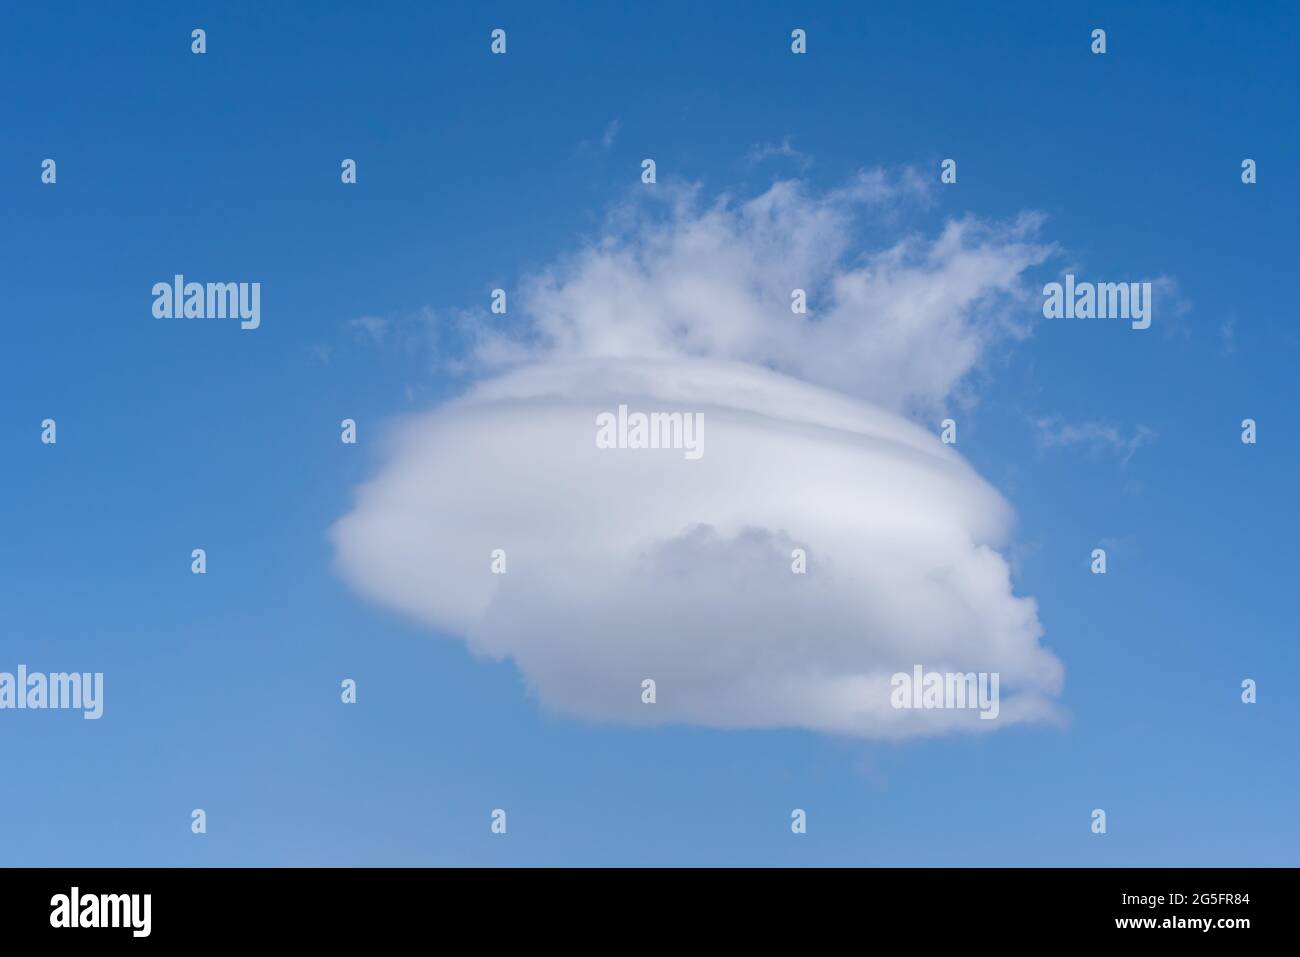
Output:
[[476, 172, 1053, 414]]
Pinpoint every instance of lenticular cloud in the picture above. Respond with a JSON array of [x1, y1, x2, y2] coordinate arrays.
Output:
[[331, 175, 1065, 738]]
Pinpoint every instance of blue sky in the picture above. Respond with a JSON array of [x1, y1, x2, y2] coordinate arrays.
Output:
[[2, 1, 1297, 866]]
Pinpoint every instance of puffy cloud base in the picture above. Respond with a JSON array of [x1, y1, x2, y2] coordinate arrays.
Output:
[[331, 357, 1063, 738]]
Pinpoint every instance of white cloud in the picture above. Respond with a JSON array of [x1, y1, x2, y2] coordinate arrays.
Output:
[[1220, 318, 1237, 356], [1034, 416, 1156, 465], [478, 175, 1051, 415], [331, 174, 1065, 738], [348, 315, 390, 344], [601, 118, 620, 150], [575, 118, 621, 155], [744, 137, 813, 170]]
